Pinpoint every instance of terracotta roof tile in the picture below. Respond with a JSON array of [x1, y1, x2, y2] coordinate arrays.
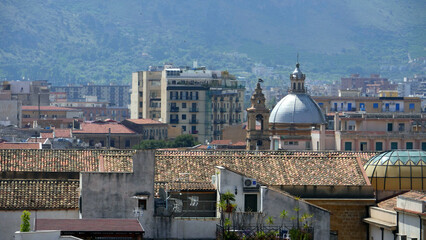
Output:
[[26, 138, 48, 143], [126, 119, 164, 124], [0, 142, 41, 149], [0, 179, 79, 210], [155, 182, 215, 192], [41, 129, 72, 139], [378, 191, 426, 211], [36, 219, 144, 232], [73, 122, 135, 134], [155, 150, 375, 186], [231, 141, 246, 146], [0, 149, 135, 172]]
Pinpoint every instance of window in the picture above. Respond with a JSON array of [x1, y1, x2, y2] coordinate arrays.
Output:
[[138, 199, 147, 210], [375, 142, 383, 151], [125, 140, 131, 148], [398, 123, 405, 132], [345, 142, 352, 151], [182, 103, 186, 108], [360, 142, 367, 151], [110, 140, 115, 147], [391, 142, 398, 150], [409, 103, 415, 110], [191, 126, 197, 133], [359, 103, 365, 111], [244, 194, 258, 212], [373, 103, 379, 109], [406, 142, 413, 149], [182, 125, 186, 132], [182, 114, 186, 120], [387, 123, 393, 132], [422, 142, 426, 151]]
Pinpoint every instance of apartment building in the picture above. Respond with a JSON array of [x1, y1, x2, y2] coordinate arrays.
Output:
[[130, 65, 245, 142], [313, 96, 422, 114], [311, 112, 426, 151], [1, 80, 50, 106], [51, 84, 130, 107], [341, 74, 397, 96]]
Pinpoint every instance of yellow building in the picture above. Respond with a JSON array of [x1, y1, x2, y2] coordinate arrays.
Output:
[[130, 65, 245, 143]]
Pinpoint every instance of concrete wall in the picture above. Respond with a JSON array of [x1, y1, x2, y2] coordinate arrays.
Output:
[[15, 230, 61, 240], [153, 217, 218, 239], [216, 167, 330, 240], [0, 209, 78, 240], [370, 225, 394, 240], [80, 150, 155, 237], [0, 100, 21, 127]]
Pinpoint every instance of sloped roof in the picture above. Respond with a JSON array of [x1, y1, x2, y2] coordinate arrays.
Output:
[[0, 179, 79, 210], [0, 149, 135, 172], [41, 129, 72, 138], [125, 119, 164, 125], [155, 150, 374, 186], [378, 191, 426, 211], [0, 142, 41, 149], [36, 219, 144, 232], [73, 122, 135, 134]]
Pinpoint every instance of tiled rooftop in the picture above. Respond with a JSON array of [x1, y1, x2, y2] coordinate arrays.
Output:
[[378, 191, 426, 211], [0, 149, 135, 172], [125, 119, 164, 124], [0, 142, 41, 149], [73, 122, 135, 134], [211, 140, 232, 145], [155, 150, 375, 186], [0, 179, 79, 209], [155, 181, 215, 192], [41, 129, 72, 138]]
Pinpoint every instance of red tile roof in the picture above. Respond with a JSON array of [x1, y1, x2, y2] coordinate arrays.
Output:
[[378, 191, 426, 211], [73, 122, 135, 134], [22, 106, 78, 111], [36, 219, 144, 232], [155, 150, 374, 186], [231, 141, 246, 146], [0, 179, 79, 209], [125, 119, 164, 124], [0, 142, 41, 149], [0, 149, 135, 172], [41, 129, 72, 138]]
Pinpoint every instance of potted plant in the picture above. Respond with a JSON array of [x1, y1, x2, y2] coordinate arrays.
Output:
[[221, 191, 236, 213]]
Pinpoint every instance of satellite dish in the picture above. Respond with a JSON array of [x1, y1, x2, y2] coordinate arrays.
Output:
[[159, 188, 167, 201]]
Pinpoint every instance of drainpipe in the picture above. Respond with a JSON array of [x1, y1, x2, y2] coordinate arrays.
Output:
[[381, 227, 384, 240], [420, 215, 422, 240]]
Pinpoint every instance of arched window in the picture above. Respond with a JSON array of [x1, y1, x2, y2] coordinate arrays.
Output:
[[298, 83, 301, 90], [256, 114, 264, 130]]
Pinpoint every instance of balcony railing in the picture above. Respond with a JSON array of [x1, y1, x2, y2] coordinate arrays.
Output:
[[214, 130, 221, 135], [189, 108, 199, 112], [189, 119, 198, 124], [220, 108, 226, 113], [191, 130, 198, 134], [214, 119, 221, 124], [170, 107, 179, 112], [213, 107, 219, 112], [170, 119, 179, 124]]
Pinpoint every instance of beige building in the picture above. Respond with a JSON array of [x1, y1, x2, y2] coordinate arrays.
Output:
[[131, 65, 245, 143], [313, 96, 422, 114], [312, 112, 426, 151]]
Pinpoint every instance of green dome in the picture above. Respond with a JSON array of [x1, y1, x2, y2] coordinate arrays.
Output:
[[364, 150, 426, 191], [365, 150, 426, 166]]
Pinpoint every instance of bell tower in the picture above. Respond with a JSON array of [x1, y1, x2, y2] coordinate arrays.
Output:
[[289, 61, 306, 93], [246, 80, 270, 150]]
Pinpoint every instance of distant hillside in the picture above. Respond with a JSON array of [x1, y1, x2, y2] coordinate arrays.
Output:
[[0, 0, 425, 85]]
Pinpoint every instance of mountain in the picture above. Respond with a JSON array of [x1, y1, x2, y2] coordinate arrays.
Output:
[[0, 0, 425, 85]]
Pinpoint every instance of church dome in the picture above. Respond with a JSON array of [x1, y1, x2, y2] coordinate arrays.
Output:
[[364, 150, 426, 191], [269, 93, 326, 124]]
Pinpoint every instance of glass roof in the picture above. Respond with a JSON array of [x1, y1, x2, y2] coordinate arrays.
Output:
[[365, 150, 426, 166]]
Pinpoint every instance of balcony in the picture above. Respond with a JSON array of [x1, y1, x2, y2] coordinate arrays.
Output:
[[191, 130, 198, 134], [220, 108, 226, 113], [170, 107, 179, 112], [235, 107, 241, 112], [220, 120, 226, 124], [213, 107, 219, 112], [170, 119, 179, 124], [235, 98, 240, 102], [189, 119, 198, 124], [189, 108, 199, 112]]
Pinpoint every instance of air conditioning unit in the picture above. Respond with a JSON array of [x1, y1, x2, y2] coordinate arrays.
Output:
[[243, 177, 257, 188]]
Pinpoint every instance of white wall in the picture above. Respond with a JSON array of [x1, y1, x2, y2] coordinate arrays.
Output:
[[0, 209, 78, 240]]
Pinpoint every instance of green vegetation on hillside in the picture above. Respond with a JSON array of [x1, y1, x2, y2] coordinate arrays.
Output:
[[0, 0, 424, 86]]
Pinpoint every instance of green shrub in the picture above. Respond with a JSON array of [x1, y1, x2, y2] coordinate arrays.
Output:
[[20, 210, 31, 232]]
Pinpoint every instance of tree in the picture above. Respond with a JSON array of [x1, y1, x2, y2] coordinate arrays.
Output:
[[20, 210, 30, 232], [172, 134, 199, 148]]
